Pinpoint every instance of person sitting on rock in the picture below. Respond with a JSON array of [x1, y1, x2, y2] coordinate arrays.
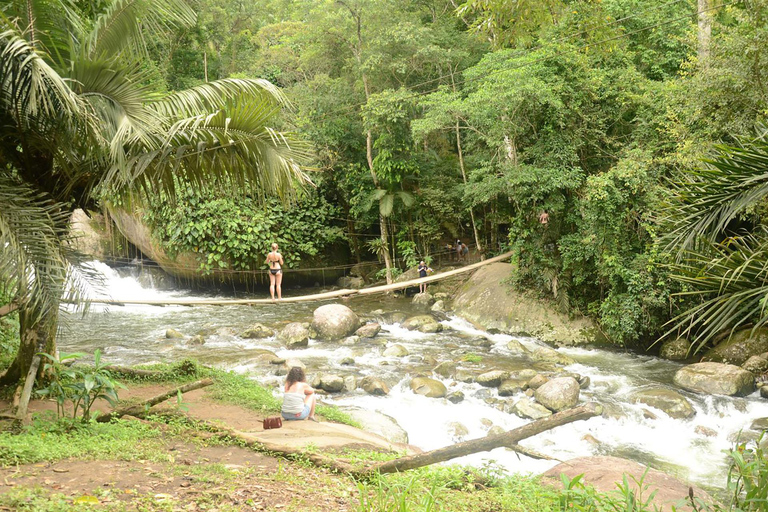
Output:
[[281, 367, 317, 422]]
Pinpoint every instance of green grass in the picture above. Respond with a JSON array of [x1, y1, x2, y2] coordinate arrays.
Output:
[[461, 354, 483, 363], [0, 416, 172, 467]]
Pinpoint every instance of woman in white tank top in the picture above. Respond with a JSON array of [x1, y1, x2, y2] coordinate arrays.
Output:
[[281, 367, 317, 421]]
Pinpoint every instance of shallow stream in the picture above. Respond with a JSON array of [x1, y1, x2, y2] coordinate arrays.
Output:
[[58, 261, 768, 491]]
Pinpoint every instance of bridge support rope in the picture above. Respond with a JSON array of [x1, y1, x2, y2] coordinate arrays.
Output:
[[81, 251, 513, 307]]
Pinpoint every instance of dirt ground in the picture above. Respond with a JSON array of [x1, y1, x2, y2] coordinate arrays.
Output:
[[0, 384, 389, 511]]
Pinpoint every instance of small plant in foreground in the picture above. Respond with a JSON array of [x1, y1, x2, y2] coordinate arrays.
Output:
[[726, 436, 768, 511], [36, 350, 125, 422]]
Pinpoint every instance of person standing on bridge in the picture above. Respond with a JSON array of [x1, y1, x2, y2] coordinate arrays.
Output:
[[266, 243, 284, 301]]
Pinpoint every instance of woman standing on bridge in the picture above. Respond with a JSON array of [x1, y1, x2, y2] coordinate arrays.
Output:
[[266, 243, 284, 301]]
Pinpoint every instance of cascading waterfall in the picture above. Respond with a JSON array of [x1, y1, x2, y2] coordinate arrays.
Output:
[[58, 262, 768, 491]]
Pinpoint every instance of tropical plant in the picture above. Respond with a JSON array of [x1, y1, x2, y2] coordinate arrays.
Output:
[[727, 436, 768, 511], [0, 0, 309, 386], [36, 350, 125, 422], [663, 136, 768, 351]]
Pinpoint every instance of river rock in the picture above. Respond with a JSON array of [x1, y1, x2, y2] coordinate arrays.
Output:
[[454, 370, 476, 383], [284, 358, 305, 370], [579, 375, 591, 389], [476, 370, 509, 387], [336, 276, 365, 289], [694, 425, 717, 437], [541, 456, 714, 511], [659, 338, 691, 361], [187, 335, 205, 345], [447, 422, 469, 440], [311, 304, 360, 340], [340, 406, 408, 444], [433, 292, 450, 300], [506, 340, 531, 355], [410, 377, 447, 398], [512, 397, 553, 420], [446, 391, 464, 403], [389, 312, 408, 324], [743, 355, 768, 374], [433, 361, 457, 378], [340, 335, 360, 346], [750, 417, 768, 431], [431, 300, 446, 313], [355, 323, 381, 338], [629, 388, 696, 419], [240, 323, 274, 339], [383, 344, 409, 357], [510, 369, 539, 381], [704, 327, 768, 366], [340, 357, 355, 366], [278, 322, 310, 349], [249, 349, 279, 362], [498, 378, 528, 397], [673, 362, 755, 396], [402, 315, 441, 333], [761, 386, 768, 399], [529, 345, 575, 366], [360, 376, 390, 396], [165, 328, 184, 339], [534, 377, 580, 412], [318, 374, 344, 393], [527, 374, 549, 389], [343, 375, 357, 392], [488, 425, 505, 436], [453, 262, 598, 345], [473, 388, 493, 399], [412, 292, 435, 308]]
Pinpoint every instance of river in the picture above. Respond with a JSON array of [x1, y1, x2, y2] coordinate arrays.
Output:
[[58, 261, 768, 492]]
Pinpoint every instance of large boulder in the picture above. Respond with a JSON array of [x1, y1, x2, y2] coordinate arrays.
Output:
[[629, 388, 696, 419], [359, 376, 390, 396], [499, 378, 529, 397], [704, 328, 768, 366], [278, 322, 310, 349], [410, 377, 447, 398], [311, 304, 360, 340], [355, 323, 381, 338], [453, 262, 598, 345], [673, 362, 755, 397], [336, 276, 365, 289], [240, 323, 274, 339], [541, 456, 713, 511], [534, 377, 580, 412], [512, 397, 553, 420], [165, 328, 184, 339], [402, 315, 442, 333], [433, 361, 457, 378], [318, 374, 345, 393], [659, 338, 692, 361], [412, 293, 435, 308], [340, 406, 408, 444], [743, 355, 768, 374]]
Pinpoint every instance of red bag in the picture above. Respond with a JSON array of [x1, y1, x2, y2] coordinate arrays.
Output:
[[261, 416, 283, 430]]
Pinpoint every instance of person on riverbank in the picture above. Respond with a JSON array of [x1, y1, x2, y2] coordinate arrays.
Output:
[[281, 367, 317, 421], [417, 260, 432, 293], [266, 243, 284, 301], [455, 240, 463, 262]]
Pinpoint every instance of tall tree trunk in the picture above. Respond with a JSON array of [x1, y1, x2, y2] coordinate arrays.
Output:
[[698, 0, 711, 67], [379, 214, 393, 284], [0, 306, 57, 386], [456, 119, 482, 255]]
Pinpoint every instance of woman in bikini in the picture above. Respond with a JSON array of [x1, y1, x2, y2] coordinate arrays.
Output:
[[266, 243, 284, 301]]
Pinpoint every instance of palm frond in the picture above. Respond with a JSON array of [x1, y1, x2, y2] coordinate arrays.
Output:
[[150, 78, 290, 119], [663, 141, 768, 255], [664, 232, 768, 353], [105, 97, 312, 201], [84, 0, 195, 58]]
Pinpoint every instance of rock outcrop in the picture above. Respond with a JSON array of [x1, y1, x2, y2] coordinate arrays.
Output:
[[659, 338, 691, 361], [704, 327, 768, 366], [311, 304, 360, 340], [673, 362, 755, 397], [240, 323, 274, 339], [453, 262, 598, 345]]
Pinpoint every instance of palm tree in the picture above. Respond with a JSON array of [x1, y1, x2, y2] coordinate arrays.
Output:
[[663, 133, 768, 353], [0, 0, 310, 385]]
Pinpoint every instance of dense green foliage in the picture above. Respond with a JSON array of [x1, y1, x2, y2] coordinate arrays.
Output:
[[132, 0, 768, 349], [145, 187, 345, 273]]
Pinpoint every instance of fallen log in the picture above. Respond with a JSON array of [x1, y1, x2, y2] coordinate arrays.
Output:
[[0, 302, 18, 318], [96, 378, 213, 423], [366, 402, 602, 475], [15, 341, 45, 423]]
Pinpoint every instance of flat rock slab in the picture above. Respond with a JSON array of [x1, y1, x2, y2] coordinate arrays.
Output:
[[541, 456, 713, 511], [673, 362, 755, 396]]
